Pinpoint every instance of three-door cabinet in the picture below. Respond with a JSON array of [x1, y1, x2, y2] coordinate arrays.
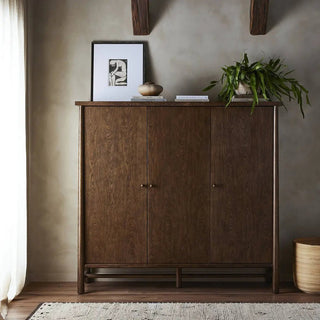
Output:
[[76, 101, 280, 294]]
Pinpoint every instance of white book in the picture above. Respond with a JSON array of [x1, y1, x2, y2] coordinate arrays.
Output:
[[131, 98, 167, 102], [174, 99, 209, 102], [176, 95, 209, 100], [132, 96, 165, 100]]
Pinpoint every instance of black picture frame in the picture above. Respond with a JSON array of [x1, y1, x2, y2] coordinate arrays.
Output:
[[91, 41, 145, 101]]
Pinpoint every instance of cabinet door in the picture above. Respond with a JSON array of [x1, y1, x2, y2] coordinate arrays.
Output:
[[148, 107, 211, 264], [84, 107, 147, 264], [211, 107, 274, 263]]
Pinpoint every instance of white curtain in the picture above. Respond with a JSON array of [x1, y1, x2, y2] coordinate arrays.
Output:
[[0, 0, 27, 319]]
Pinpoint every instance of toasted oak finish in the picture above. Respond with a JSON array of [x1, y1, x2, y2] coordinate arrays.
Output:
[[84, 107, 147, 264], [148, 107, 210, 264], [210, 107, 273, 263], [77, 102, 279, 294]]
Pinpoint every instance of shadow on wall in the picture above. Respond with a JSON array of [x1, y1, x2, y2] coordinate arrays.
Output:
[[144, 42, 155, 82], [143, 0, 174, 83], [268, 0, 302, 32], [149, 0, 173, 31], [280, 239, 294, 282], [149, 0, 304, 37], [28, 0, 74, 280]]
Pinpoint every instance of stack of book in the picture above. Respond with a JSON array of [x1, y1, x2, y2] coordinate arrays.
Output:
[[131, 96, 167, 102], [175, 95, 209, 102]]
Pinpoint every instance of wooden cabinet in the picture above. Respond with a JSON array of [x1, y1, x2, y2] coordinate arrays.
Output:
[[76, 101, 279, 294]]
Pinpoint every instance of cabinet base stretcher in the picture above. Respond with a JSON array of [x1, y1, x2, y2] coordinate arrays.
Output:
[[78, 266, 278, 294]]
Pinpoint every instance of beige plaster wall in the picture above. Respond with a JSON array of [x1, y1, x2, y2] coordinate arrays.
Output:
[[27, 0, 320, 281]]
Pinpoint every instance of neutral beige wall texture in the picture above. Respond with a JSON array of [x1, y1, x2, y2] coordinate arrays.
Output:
[[27, 0, 320, 281]]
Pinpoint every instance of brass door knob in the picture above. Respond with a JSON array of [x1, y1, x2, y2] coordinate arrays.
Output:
[[140, 184, 147, 188], [149, 184, 154, 188], [212, 184, 216, 188]]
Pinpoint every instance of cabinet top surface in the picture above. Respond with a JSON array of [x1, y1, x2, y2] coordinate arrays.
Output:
[[75, 101, 281, 107]]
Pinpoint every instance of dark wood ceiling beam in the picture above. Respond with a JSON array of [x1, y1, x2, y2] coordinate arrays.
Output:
[[131, 0, 269, 36], [250, 0, 269, 35], [131, 0, 150, 35]]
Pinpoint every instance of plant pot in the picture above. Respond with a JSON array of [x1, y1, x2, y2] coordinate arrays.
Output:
[[138, 82, 163, 96], [235, 82, 252, 95]]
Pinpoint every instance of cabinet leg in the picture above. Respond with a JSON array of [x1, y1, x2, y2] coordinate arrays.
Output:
[[272, 267, 279, 294], [78, 265, 85, 294], [176, 268, 182, 288], [85, 268, 94, 283]]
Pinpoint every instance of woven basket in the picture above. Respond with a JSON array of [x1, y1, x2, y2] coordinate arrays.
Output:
[[293, 238, 320, 294]]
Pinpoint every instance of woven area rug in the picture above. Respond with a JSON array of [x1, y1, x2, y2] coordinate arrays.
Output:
[[27, 302, 320, 319]]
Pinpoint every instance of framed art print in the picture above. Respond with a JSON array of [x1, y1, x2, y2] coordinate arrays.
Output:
[[91, 41, 145, 101]]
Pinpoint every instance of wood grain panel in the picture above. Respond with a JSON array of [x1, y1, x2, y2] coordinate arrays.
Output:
[[211, 107, 273, 263], [131, 0, 150, 35], [148, 107, 211, 264], [84, 107, 147, 264], [250, 0, 269, 35]]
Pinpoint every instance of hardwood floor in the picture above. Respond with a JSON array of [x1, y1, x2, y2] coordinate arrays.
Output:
[[7, 281, 320, 319]]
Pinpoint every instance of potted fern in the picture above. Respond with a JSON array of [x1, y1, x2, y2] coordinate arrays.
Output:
[[203, 53, 310, 117]]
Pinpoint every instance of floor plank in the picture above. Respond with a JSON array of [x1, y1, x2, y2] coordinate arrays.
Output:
[[7, 281, 320, 319]]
